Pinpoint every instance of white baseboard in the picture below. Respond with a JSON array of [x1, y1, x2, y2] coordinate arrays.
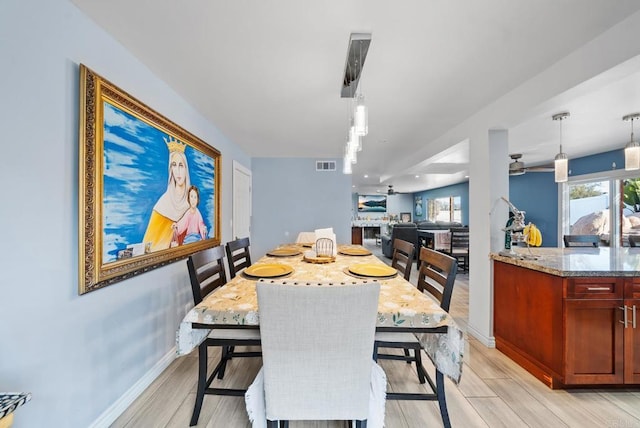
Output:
[[466, 325, 496, 348], [89, 347, 176, 428]]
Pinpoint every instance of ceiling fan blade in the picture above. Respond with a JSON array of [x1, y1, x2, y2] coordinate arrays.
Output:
[[525, 165, 554, 172]]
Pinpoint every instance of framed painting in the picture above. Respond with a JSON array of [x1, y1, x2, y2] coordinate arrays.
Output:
[[400, 212, 412, 223], [358, 194, 387, 213], [414, 196, 423, 217], [78, 64, 221, 294]]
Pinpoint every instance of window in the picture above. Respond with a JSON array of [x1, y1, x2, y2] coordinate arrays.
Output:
[[561, 170, 640, 247], [427, 196, 461, 223]]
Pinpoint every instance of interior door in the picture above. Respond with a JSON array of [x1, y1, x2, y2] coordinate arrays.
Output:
[[232, 161, 252, 240]]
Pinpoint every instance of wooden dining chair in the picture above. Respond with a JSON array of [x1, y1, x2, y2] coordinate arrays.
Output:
[[563, 234, 600, 247], [447, 227, 469, 272], [374, 246, 458, 428], [391, 238, 415, 280], [254, 280, 381, 427], [187, 246, 261, 426], [225, 237, 252, 278]]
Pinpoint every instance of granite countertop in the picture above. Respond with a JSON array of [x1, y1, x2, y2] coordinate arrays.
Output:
[[490, 247, 640, 277]]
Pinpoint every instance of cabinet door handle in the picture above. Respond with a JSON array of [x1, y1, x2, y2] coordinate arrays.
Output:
[[633, 305, 637, 329], [587, 287, 611, 291], [620, 305, 629, 328]]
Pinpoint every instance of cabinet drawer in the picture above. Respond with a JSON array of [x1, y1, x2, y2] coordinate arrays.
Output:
[[625, 278, 640, 299], [566, 278, 623, 299]]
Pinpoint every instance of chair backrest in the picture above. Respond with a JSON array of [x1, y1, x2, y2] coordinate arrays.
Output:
[[295, 231, 316, 244], [417, 247, 458, 311], [315, 237, 334, 257], [187, 246, 227, 304], [449, 227, 469, 254], [563, 234, 599, 247], [630, 234, 640, 247], [391, 238, 415, 280], [225, 237, 252, 278], [256, 280, 380, 422]]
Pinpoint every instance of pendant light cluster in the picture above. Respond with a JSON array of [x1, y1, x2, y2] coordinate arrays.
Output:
[[343, 92, 368, 174], [341, 33, 371, 175], [552, 112, 570, 183], [550, 111, 640, 183]]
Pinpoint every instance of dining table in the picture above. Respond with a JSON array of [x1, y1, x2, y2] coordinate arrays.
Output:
[[176, 243, 464, 385]]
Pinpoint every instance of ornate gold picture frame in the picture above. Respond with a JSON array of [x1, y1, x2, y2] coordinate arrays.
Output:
[[78, 64, 221, 294]]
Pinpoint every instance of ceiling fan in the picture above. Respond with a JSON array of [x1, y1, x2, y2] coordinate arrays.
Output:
[[387, 184, 411, 195], [508, 154, 554, 176]]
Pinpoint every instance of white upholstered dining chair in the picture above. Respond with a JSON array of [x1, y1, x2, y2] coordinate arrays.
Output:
[[247, 280, 384, 428]]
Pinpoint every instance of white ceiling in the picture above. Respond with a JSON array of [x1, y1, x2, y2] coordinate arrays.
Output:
[[71, 0, 640, 195]]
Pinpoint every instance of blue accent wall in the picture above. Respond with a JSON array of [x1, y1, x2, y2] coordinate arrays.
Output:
[[509, 172, 558, 247], [413, 182, 470, 225], [568, 149, 624, 177], [252, 158, 352, 258], [509, 149, 624, 247]]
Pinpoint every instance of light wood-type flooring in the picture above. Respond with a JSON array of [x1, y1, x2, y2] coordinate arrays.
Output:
[[112, 240, 640, 427]]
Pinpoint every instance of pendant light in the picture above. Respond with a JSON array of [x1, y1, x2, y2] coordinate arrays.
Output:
[[343, 150, 352, 174], [552, 112, 570, 183], [623, 113, 640, 171], [354, 93, 368, 137]]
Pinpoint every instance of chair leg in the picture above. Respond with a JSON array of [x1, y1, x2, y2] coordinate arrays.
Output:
[[414, 348, 427, 384], [403, 348, 411, 364], [436, 370, 451, 428], [218, 345, 234, 379], [190, 343, 208, 426]]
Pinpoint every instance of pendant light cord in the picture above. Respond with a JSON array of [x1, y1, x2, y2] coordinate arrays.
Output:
[[560, 116, 564, 153]]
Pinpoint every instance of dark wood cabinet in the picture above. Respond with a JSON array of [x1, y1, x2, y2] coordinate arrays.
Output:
[[564, 297, 625, 385], [494, 261, 639, 388], [351, 227, 363, 245], [494, 262, 564, 386], [624, 278, 640, 383]]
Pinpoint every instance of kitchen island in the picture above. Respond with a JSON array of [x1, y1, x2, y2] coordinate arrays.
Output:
[[491, 247, 640, 388]]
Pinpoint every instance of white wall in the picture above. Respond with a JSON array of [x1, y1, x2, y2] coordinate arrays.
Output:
[[0, 1, 250, 426]]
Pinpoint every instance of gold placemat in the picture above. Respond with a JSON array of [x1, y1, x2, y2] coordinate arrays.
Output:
[[347, 263, 397, 278], [303, 254, 336, 264], [244, 263, 294, 278], [342, 267, 397, 280], [339, 247, 372, 256], [267, 247, 302, 257]]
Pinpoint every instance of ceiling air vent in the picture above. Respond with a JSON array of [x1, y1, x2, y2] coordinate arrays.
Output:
[[316, 161, 336, 171]]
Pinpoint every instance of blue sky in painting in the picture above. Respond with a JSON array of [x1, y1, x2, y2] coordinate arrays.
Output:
[[102, 102, 215, 263]]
